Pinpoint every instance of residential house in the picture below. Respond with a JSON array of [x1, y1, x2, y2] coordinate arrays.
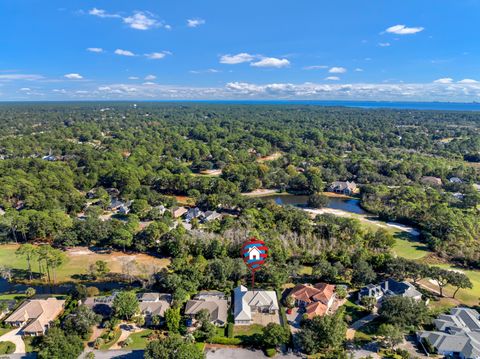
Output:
[[233, 285, 279, 325], [328, 181, 357, 195], [289, 283, 336, 319], [185, 292, 229, 326], [5, 298, 65, 336], [449, 177, 463, 183], [474, 184, 480, 192], [83, 293, 117, 317], [172, 206, 188, 219], [185, 207, 204, 223], [201, 211, 222, 223], [358, 278, 422, 304], [137, 293, 172, 325], [417, 307, 480, 359], [42, 154, 56, 161], [153, 205, 166, 216], [420, 176, 443, 187]]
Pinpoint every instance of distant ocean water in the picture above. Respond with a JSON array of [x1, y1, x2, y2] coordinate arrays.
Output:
[[202, 100, 480, 112]]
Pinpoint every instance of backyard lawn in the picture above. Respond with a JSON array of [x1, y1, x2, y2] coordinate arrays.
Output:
[[233, 324, 264, 337]]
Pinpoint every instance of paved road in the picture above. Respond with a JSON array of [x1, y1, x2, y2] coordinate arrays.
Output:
[[0, 327, 26, 354], [206, 348, 301, 359], [79, 350, 144, 359]]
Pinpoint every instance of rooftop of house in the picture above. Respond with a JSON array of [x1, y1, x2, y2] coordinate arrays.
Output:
[[418, 307, 480, 359], [139, 301, 170, 317], [234, 285, 279, 322], [184, 298, 228, 324], [5, 298, 65, 334], [360, 279, 422, 299], [138, 293, 172, 303], [329, 181, 357, 190], [290, 283, 335, 305], [420, 176, 443, 186]]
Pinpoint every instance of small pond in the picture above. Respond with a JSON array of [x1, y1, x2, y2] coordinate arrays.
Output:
[[259, 194, 368, 215]]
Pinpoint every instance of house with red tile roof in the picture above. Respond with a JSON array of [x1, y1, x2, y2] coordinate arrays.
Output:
[[289, 283, 336, 319]]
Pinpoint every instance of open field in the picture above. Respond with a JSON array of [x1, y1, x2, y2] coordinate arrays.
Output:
[[0, 244, 170, 283]]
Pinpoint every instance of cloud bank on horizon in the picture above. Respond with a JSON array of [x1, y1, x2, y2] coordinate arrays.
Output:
[[1, 0, 479, 101]]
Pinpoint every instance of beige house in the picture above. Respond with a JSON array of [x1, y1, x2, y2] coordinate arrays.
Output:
[[171, 206, 188, 219], [5, 298, 65, 336]]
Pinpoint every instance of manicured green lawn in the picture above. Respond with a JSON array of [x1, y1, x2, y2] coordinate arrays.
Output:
[[431, 264, 480, 306], [233, 324, 264, 337], [123, 329, 153, 350], [0, 327, 12, 336], [392, 232, 429, 260], [0, 341, 15, 355], [0, 293, 26, 301], [343, 299, 369, 324]]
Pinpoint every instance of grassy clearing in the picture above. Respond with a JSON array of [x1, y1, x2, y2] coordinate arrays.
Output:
[[0, 244, 170, 283], [123, 329, 153, 350], [298, 266, 313, 276], [426, 264, 480, 306], [233, 324, 264, 337], [392, 232, 429, 260]]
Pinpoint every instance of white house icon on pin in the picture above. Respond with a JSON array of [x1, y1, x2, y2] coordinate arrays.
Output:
[[248, 246, 261, 261]]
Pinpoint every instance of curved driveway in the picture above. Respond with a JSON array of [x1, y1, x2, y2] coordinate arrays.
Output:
[[0, 327, 26, 354]]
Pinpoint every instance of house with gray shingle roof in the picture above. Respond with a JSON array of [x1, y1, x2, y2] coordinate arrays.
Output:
[[417, 307, 480, 358], [185, 292, 228, 326]]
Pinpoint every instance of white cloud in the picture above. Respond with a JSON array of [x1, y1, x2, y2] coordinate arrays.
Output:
[[378, 42, 391, 47], [88, 8, 120, 18], [145, 51, 171, 60], [115, 49, 135, 57], [64, 73, 83, 79], [145, 75, 156, 80], [458, 79, 478, 84], [165, 24, 172, 30], [128, 76, 140, 80], [434, 78, 454, 84], [251, 57, 290, 68], [385, 24, 424, 35], [123, 11, 160, 30], [329, 67, 347, 74], [0, 74, 44, 81], [325, 76, 340, 81], [87, 47, 104, 53], [220, 53, 256, 64], [187, 18, 205, 28], [190, 69, 220, 74], [355, 68, 364, 72], [19, 87, 31, 92], [303, 65, 328, 70], [143, 82, 156, 85], [12, 80, 480, 101], [88, 8, 161, 31]]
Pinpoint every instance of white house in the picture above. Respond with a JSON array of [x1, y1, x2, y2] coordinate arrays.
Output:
[[233, 285, 279, 325]]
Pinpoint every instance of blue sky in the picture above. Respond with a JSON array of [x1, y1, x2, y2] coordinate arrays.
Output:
[[1, 0, 480, 101]]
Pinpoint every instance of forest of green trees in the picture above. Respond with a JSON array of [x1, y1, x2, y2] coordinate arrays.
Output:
[[0, 103, 478, 268]]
